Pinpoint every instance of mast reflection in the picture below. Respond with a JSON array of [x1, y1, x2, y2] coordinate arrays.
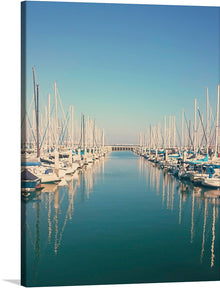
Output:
[[200, 198, 207, 263], [139, 159, 220, 269], [23, 156, 107, 264], [211, 198, 216, 268]]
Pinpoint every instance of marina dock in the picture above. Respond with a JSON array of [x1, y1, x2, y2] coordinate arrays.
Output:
[[21, 69, 220, 286]]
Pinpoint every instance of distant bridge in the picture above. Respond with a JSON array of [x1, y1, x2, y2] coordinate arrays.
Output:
[[107, 144, 138, 151]]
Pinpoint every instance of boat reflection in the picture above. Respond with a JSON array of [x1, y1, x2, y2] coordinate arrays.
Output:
[[22, 154, 219, 284], [140, 160, 220, 269], [21, 157, 106, 281]]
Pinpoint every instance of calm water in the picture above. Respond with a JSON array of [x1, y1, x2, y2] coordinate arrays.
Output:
[[22, 151, 220, 286]]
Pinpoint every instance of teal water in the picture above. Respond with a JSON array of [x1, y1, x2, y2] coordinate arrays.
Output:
[[22, 151, 220, 286]]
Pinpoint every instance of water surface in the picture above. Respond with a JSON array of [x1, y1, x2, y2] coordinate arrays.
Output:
[[22, 151, 220, 286]]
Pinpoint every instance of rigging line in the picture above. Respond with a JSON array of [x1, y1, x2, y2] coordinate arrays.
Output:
[[154, 127, 158, 146], [209, 111, 216, 146], [160, 128, 164, 145], [56, 109, 68, 147], [61, 115, 70, 146], [184, 112, 194, 147], [200, 123, 207, 147], [209, 108, 215, 141], [93, 119, 98, 147], [21, 94, 35, 128], [32, 68, 37, 120], [200, 120, 215, 147], [175, 124, 182, 148], [94, 127, 99, 147], [57, 87, 67, 121], [27, 112, 37, 144], [210, 105, 215, 123], [83, 114, 86, 149], [40, 105, 55, 149], [197, 108, 208, 145], [78, 114, 83, 148], [209, 116, 216, 146], [210, 132, 215, 147], [59, 113, 70, 146], [40, 121, 49, 149], [34, 84, 47, 117], [57, 120, 64, 146], [196, 112, 201, 146], [21, 110, 27, 129], [28, 93, 35, 115]]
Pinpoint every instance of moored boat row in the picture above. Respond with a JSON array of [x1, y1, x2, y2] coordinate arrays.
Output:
[[21, 67, 111, 194], [135, 85, 220, 190]]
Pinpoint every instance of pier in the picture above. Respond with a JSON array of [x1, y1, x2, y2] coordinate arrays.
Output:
[[110, 144, 138, 151]]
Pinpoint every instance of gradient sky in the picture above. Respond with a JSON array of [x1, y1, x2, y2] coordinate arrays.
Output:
[[24, 1, 220, 144]]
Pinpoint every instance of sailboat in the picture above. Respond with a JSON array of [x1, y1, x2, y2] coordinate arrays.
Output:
[[28, 165, 61, 184], [21, 168, 42, 192], [201, 85, 220, 188], [201, 176, 220, 188]]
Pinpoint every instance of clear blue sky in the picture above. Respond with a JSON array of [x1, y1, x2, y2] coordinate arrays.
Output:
[[24, 1, 220, 144]]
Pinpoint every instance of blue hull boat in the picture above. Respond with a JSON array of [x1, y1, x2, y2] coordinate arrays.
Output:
[[21, 169, 42, 192]]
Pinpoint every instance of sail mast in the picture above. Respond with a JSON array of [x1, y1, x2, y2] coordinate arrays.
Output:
[[36, 84, 40, 157], [32, 67, 40, 157], [206, 87, 209, 154], [48, 94, 51, 152], [181, 109, 184, 149], [215, 85, 219, 157], [54, 82, 58, 150], [194, 98, 197, 154], [102, 128, 105, 148], [164, 116, 166, 149], [71, 105, 74, 148]]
